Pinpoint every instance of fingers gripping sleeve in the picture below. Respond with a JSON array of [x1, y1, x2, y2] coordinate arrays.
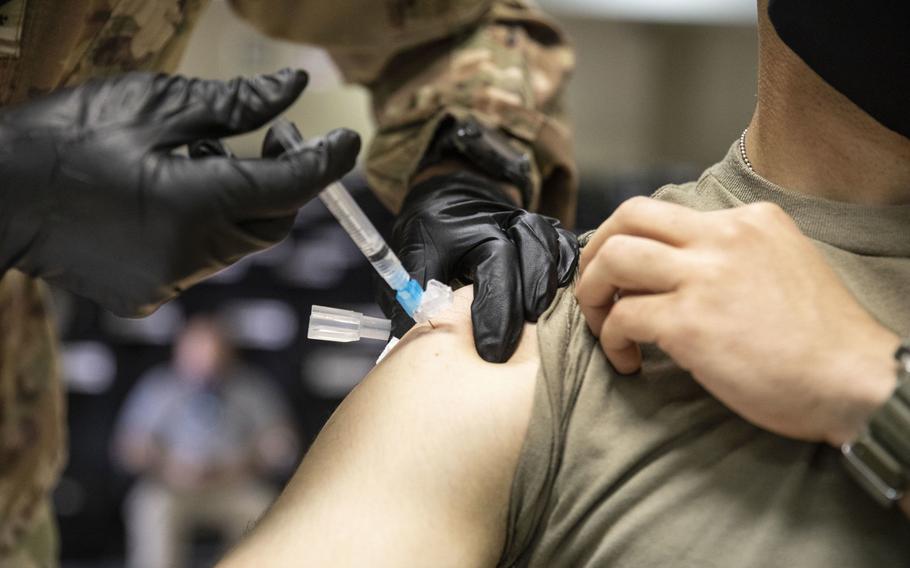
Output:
[[229, 0, 578, 227]]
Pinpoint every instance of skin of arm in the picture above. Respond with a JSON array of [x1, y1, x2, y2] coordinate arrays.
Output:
[[219, 287, 538, 567]]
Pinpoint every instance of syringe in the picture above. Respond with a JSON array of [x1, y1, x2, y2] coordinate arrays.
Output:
[[271, 119, 451, 322]]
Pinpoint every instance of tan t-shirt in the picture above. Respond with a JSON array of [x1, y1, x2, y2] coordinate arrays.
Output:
[[500, 143, 910, 567]]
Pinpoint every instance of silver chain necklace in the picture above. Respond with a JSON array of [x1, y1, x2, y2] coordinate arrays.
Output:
[[739, 128, 754, 172]]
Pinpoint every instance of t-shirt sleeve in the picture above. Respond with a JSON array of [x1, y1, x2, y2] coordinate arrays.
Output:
[[498, 264, 598, 566]]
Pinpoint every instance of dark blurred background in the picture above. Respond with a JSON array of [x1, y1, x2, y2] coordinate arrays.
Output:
[[55, 1, 757, 566]]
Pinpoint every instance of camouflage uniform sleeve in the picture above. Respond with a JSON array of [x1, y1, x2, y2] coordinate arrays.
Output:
[[0, 272, 63, 561], [229, 0, 577, 225]]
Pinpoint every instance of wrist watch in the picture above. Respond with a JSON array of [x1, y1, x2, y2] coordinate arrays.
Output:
[[841, 338, 910, 507], [418, 115, 534, 207]]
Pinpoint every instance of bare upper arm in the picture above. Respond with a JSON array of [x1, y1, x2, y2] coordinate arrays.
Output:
[[220, 287, 539, 567]]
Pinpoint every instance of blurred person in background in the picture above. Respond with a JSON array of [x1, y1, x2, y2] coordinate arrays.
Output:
[[113, 316, 297, 568], [0, 1, 577, 564]]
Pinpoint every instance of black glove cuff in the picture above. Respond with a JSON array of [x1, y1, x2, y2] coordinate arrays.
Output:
[[402, 170, 521, 215], [418, 115, 534, 207]]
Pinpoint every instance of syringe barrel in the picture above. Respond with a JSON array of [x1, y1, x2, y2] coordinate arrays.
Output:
[[319, 182, 410, 291], [269, 118, 412, 293], [320, 182, 384, 257]]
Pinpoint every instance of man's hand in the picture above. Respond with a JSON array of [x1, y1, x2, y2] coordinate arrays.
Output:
[[0, 69, 360, 316], [576, 197, 900, 446], [381, 172, 578, 363]]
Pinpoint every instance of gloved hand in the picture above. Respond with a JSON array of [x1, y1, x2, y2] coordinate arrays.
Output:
[[0, 69, 360, 316], [381, 173, 579, 362]]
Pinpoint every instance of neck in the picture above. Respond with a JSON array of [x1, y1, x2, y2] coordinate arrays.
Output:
[[745, 14, 910, 206]]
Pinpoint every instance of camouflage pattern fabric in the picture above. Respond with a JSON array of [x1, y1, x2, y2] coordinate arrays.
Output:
[[0, 273, 62, 561], [0, 0, 575, 561], [233, 0, 578, 224], [0, 1, 209, 561], [0, 0, 209, 105]]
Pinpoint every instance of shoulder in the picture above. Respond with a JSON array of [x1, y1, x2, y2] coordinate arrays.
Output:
[[229, 286, 539, 567], [337, 284, 539, 509], [367, 284, 540, 477], [380, 285, 540, 398]]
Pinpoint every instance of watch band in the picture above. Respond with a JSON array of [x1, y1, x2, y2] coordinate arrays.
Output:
[[841, 338, 910, 506]]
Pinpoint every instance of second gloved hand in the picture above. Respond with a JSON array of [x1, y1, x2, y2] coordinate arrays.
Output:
[[381, 172, 578, 362], [0, 69, 360, 316]]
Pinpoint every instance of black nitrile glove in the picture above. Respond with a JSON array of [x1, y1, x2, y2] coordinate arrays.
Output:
[[0, 69, 360, 316], [380, 172, 579, 362], [190, 124, 355, 247]]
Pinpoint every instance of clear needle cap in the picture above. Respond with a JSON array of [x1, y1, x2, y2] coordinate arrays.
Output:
[[308, 305, 392, 343]]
